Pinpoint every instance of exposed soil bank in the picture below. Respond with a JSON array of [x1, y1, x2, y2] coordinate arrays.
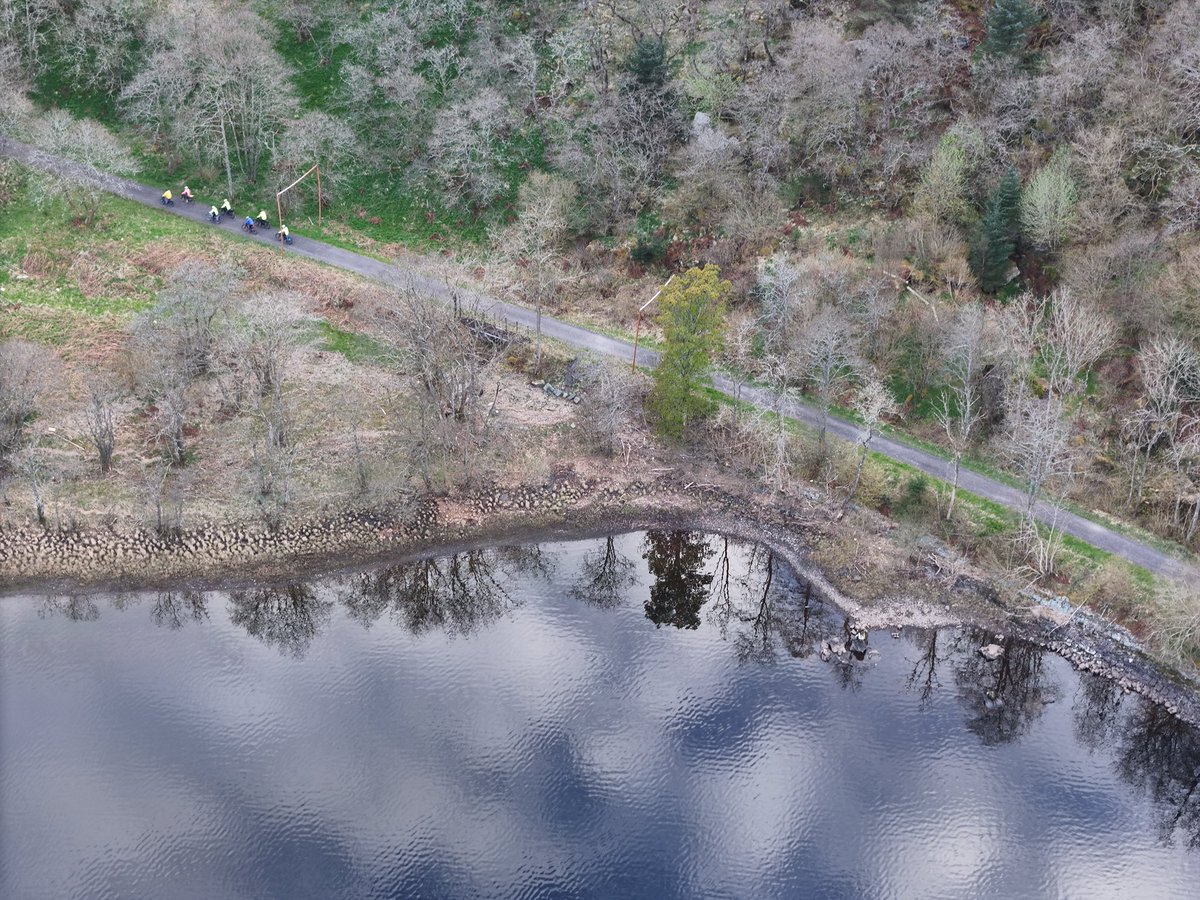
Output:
[[3, 468, 1199, 728]]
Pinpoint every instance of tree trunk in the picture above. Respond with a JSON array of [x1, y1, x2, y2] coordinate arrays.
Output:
[[220, 116, 234, 199], [946, 453, 962, 520], [535, 296, 543, 373], [846, 442, 868, 508]]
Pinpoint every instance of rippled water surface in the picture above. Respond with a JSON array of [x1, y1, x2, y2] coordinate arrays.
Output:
[[3, 532, 1199, 899]]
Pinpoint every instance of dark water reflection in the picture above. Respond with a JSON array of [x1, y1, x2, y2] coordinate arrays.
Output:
[[3, 531, 1200, 898]]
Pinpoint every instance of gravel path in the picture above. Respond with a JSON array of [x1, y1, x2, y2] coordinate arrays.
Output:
[[5, 136, 1196, 581]]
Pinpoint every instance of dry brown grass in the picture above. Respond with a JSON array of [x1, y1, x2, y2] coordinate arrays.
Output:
[[68, 247, 140, 299], [1150, 581, 1200, 665], [130, 244, 207, 277], [21, 247, 66, 278], [1, 305, 125, 359], [247, 254, 390, 315]]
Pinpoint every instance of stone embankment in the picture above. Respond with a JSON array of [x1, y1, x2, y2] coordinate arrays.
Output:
[[0, 473, 663, 585], [2, 470, 1198, 729], [0, 503, 435, 584]]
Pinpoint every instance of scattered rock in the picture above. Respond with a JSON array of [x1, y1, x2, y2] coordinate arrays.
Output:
[[979, 643, 1005, 661]]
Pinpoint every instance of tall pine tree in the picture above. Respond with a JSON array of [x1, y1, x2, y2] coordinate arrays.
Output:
[[981, 0, 1039, 58], [969, 169, 1022, 294], [626, 38, 669, 88]]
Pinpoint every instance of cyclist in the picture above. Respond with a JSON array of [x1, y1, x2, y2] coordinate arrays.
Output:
[[220, 198, 233, 217], [278, 224, 291, 244], [161, 189, 173, 205], [243, 215, 256, 233], [255, 209, 270, 229], [181, 185, 193, 203], [209, 204, 219, 223]]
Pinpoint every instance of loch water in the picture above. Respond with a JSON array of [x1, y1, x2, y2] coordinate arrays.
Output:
[[2, 532, 1199, 899]]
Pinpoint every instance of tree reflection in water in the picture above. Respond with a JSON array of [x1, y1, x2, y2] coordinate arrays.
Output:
[[151, 590, 209, 630], [642, 530, 715, 630], [16, 530, 1200, 851], [906, 630, 950, 708], [338, 547, 533, 637], [1072, 671, 1126, 752], [37, 594, 100, 622], [1116, 700, 1200, 848], [706, 537, 838, 663], [227, 583, 333, 658], [569, 536, 637, 609], [953, 630, 1058, 745]]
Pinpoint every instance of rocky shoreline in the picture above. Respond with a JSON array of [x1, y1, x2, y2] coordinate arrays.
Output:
[[3, 469, 1199, 728]]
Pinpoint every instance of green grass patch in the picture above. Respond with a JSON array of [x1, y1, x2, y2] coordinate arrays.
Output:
[[1059, 532, 1116, 570], [271, 20, 352, 114], [313, 321, 390, 364], [29, 52, 121, 124]]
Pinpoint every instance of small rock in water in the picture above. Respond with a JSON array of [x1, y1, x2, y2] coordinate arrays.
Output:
[[979, 643, 1005, 661]]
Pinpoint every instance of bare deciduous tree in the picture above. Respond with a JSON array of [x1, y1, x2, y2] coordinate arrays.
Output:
[[1121, 336, 1200, 510], [150, 368, 190, 466], [493, 172, 576, 371], [1002, 395, 1077, 578], [383, 289, 501, 490], [122, 0, 298, 194], [1005, 397, 1076, 518], [58, 0, 154, 96], [85, 383, 117, 474], [274, 111, 359, 210], [224, 293, 303, 400], [802, 310, 858, 452], [136, 262, 236, 381], [574, 357, 637, 457], [0, 0, 56, 73], [936, 304, 993, 519], [428, 88, 515, 208], [28, 110, 135, 225], [19, 442, 47, 526], [0, 338, 40, 466], [1044, 287, 1116, 397], [845, 374, 898, 509]]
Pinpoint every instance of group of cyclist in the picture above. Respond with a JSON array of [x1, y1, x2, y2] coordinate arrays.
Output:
[[161, 186, 292, 244]]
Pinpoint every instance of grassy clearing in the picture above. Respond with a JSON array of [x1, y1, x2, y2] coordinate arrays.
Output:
[[313, 321, 390, 364]]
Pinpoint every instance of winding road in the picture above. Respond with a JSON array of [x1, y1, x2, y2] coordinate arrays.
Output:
[[4, 136, 1197, 582]]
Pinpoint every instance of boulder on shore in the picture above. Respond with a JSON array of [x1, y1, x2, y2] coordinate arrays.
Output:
[[979, 643, 1005, 661]]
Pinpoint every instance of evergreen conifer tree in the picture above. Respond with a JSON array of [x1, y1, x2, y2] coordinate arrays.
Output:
[[626, 38, 669, 88], [981, 0, 1039, 58], [969, 170, 1022, 294], [991, 168, 1022, 242]]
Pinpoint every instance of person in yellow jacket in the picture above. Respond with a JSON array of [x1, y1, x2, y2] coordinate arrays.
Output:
[[209, 205, 219, 223], [255, 209, 270, 228], [161, 189, 173, 205], [220, 198, 233, 216]]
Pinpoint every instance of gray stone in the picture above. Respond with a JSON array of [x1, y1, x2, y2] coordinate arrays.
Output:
[[979, 643, 1005, 661]]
